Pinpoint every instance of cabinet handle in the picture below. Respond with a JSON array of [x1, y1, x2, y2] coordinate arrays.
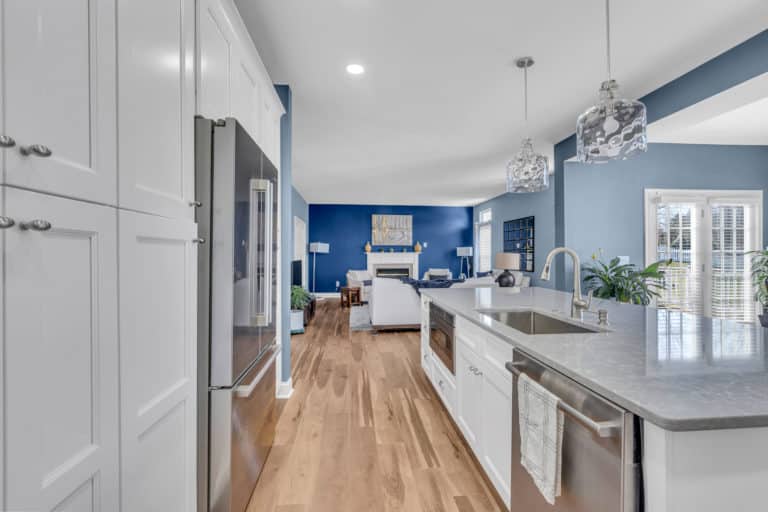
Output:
[[0, 135, 16, 148], [20, 144, 52, 157], [0, 216, 15, 228], [189, 200, 202, 207], [19, 219, 52, 231], [438, 379, 444, 389], [193, 237, 206, 244]]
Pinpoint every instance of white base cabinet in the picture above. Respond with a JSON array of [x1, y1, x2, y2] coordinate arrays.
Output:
[[423, 314, 513, 509], [2, 187, 119, 511]]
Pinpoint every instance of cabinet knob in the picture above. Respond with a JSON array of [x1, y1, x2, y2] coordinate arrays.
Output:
[[189, 200, 202, 208], [0, 135, 16, 148], [19, 219, 52, 231], [20, 144, 52, 157], [193, 237, 206, 244], [0, 216, 15, 228]]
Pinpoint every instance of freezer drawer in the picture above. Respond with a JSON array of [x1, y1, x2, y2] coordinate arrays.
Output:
[[209, 346, 277, 512]]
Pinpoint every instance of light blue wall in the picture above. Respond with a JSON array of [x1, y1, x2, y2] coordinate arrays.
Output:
[[473, 184, 556, 288], [292, 186, 308, 225], [276, 84, 292, 384], [563, 144, 768, 280], [552, 29, 768, 290]]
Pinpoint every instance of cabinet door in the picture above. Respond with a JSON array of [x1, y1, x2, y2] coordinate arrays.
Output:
[[197, 0, 232, 120], [231, 54, 262, 141], [2, 0, 117, 204], [118, 210, 197, 511], [4, 187, 119, 511], [482, 365, 512, 506], [456, 341, 484, 450], [117, 0, 195, 220]]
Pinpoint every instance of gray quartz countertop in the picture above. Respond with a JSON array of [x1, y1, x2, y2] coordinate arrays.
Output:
[[421, 286, 768, 431]]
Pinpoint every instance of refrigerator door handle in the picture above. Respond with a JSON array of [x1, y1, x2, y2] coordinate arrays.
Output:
[[249, 178, 273, 327]]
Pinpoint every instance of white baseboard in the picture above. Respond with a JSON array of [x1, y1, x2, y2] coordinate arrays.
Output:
[[313, 292, 338, 299], [276, 378, 294, 399]]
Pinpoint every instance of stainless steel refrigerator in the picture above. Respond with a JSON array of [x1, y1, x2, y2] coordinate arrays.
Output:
[[195, 117, 279, 512]]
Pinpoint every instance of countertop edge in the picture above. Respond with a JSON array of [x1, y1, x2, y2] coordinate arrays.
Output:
[[422, 289, 768, 432]]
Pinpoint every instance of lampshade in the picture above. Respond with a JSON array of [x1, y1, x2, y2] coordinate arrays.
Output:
[[457, 246, 473, 257], [309, 242, 329, 254], [495, 252, 520, 270]]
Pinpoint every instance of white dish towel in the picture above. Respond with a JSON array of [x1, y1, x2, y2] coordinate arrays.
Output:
[[518, 372, 565, 505]]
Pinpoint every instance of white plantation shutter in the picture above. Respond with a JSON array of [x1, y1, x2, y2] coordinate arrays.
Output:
[[478, 223, 492, 273], [646, 189, 762, 323], [710, 201, 758, 322], [654, 202, 704, 315]]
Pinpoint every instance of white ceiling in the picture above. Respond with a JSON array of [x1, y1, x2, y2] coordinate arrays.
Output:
[[649, 72, 768, 146], [235, 0, 768, 206]]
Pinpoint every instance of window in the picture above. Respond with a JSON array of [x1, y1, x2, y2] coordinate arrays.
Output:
[[645, 189, 762, 322], [477, 208, 493, 273]]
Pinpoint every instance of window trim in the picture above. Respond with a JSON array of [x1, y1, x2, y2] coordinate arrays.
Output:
[[644, 188, 763, 320], [476, 208, 493, 274]]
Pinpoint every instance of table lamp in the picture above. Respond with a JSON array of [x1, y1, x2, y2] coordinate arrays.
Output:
[[494, 252, 521, 287]]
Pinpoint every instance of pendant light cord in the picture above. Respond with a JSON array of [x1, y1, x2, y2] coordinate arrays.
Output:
[[605, 0, 612, 80], [523, 64, 529, 126]]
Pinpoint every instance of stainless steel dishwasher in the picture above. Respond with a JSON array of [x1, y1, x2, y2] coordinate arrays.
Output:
[[508, 352, 642, 512]]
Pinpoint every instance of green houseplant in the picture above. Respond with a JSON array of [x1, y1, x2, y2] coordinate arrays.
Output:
[[582, 254, 667, 305], [290, 286, 313, 334], [750, 250, 768, 326]]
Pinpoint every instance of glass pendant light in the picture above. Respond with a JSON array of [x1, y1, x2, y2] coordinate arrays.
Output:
[[506, 57, 550, 193], [576, 0, 647, 163]]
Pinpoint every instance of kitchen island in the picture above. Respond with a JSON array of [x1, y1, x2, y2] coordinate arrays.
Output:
[[419, 286, 768, 512]]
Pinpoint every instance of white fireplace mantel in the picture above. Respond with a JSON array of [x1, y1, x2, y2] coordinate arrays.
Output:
[[366, 251, 420, 279]]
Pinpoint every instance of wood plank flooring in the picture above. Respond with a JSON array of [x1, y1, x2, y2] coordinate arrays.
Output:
[[247, 300, 505, 512]]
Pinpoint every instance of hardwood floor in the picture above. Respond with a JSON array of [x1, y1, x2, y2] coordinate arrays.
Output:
[[247, 300, 506, 512]]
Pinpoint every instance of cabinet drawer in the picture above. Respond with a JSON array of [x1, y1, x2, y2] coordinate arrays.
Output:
[[432, 357, 456, 415]]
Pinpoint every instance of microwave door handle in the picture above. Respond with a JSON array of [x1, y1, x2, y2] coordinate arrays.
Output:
[[508, 362, 621, 438]]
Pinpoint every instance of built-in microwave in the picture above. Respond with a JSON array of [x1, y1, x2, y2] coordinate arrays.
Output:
[[429, 303, 455, 374]]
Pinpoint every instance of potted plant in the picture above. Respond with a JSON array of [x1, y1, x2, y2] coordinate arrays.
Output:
[[582, 255, 667, 305], [290, 285, 313, 334], [750, 250, 768, 327]]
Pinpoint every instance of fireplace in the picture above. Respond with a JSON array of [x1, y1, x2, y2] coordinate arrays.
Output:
[[375, 266, 411, 279], [366, 251, 420, 279]]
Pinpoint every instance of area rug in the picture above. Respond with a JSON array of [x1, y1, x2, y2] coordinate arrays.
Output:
[[349, 304, 373, 331]]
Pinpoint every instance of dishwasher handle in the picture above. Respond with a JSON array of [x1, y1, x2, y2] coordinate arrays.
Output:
[[508, 361, 622, 438]]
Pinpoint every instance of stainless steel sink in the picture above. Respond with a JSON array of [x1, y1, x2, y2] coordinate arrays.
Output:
[[477, 310, 600, 335]]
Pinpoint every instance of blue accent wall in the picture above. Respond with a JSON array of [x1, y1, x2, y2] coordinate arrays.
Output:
[[563, 144, 768, 280], [276, 84, 292, 383], [308, 204, 473, 293]]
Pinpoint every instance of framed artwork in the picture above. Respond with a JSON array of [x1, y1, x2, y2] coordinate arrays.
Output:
[[372, 214, 412, 246], [503, 216, 535, 272]]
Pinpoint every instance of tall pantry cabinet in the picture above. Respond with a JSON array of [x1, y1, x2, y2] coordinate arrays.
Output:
[[0, 0, 246, 509]]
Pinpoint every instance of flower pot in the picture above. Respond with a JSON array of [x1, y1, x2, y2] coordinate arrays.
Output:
[[760, 311, 768, 328], [290, 309, 305, 334]]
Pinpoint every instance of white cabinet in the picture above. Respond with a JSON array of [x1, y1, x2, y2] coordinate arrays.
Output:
[[481, 364, 512, 503], [118, 210, 197, 512], [456, 340, 484, 449], [2, 187, 119, 511], [1, 0, 117, 205], [196, 0, 283, 167], [117, 0, 196, 220]]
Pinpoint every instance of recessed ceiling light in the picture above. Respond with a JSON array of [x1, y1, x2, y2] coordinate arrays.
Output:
[[346, 63, 365, 75]]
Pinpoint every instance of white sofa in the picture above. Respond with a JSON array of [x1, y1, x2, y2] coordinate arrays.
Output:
[[369, 278, 422, 329], [346, 269, 373, 302], [368, 273, 530, 330]]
